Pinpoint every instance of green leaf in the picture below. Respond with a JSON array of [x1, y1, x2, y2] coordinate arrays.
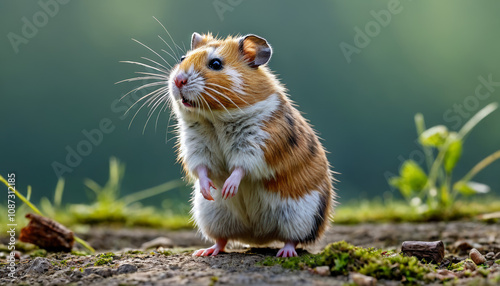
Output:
[[389, 161, 428, 198], [444, 133, 463, 173], [454, 181, 490, 196], [389, 177, 412, 198], [401, 161, 428, 191], [419, 125, 449, 147]]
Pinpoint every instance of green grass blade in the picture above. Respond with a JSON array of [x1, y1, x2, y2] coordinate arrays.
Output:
[[74, 235, 95, 253], [0, 175, 43, 216], [122, 179, 185, 206], [460, 150, 500, 183], [54, 178, 65, 208], [27, 185, 32, 201], [458, 102, 498, 139]]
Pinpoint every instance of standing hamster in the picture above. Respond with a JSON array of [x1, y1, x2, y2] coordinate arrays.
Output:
[[168, 33, 335, 257]]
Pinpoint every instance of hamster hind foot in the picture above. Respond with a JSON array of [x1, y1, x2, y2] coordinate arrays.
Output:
[[276, 241, 298, 258], [192, 238, 228, 257]]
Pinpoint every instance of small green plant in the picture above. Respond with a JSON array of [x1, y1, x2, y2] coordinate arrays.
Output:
[[390, 102, 500, 212], [94, 252, 115, 266]]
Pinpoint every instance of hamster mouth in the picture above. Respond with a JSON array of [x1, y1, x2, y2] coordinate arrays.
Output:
[[180, 94, 196, 108]]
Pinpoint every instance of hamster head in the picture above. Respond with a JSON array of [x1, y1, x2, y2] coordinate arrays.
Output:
[[169, 33, 281, 113]]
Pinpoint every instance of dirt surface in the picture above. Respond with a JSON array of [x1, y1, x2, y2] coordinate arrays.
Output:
[[1, 221, 500, 285]]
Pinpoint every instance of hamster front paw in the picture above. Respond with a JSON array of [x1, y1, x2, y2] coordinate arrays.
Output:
[[222, 167, 245, 199], [196, 165, 216, 201], [199, 176, 216, 201]]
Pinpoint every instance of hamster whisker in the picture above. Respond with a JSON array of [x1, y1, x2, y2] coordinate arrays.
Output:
[[125, 85, 168, 115], [195, 97, 202, 121], [120, 81, 166, 101], [157, 35, 180, 62], [165, 100, 177, 144], [153, 16, 182, 60], [206, 83, 250, 106], [128, 86, 168, 129], [204, 91, 233, 118], [198, 95, 216, 122], [132, 38, 170, 66], [143, 94, 167, 134], [116, 76, 166, 85], [140, 56, 171, 72], [135, 72, 169, 80], [148, 91, 168, 113], [160, 47, 178, 64], [182, 42, 187, 54], [204, 86, 243, 113], [155, 99, 169, 132], [120, 60, 168, 75]]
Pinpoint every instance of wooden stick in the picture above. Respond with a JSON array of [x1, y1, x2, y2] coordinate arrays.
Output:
[[401, 241, 445, 263]]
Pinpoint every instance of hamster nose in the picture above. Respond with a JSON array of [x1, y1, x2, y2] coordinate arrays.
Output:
[[174, 74, 188, 88]]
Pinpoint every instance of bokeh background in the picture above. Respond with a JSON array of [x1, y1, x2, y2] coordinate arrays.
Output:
[[1, 0, 499, 209]]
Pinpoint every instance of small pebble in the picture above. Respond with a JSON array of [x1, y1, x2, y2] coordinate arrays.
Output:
[[26, 257, 51, 274], [313, 266, 330, 276], [351, 273, 376, 286], [452, 240, 473, 255], [485, 252, 495, 260], [464, 260, 477, 271], [493, 252, 500, 260], [141, 237, 174, 250], [436, 269, 457, 280], [117, 264, 137, 274], [470, 248, 486, 265]]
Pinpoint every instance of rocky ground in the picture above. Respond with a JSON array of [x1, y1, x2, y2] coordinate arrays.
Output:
[[1, 221, 500, 285]]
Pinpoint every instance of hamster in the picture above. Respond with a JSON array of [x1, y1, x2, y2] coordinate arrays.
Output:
[[169, 33, 335, 257]]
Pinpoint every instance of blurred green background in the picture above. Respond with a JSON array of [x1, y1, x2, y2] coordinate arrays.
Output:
[[1, 0, 499, 208]]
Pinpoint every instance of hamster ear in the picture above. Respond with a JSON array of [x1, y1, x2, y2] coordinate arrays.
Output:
[[239, 35, 272, 68], [191, 32, 204, 50]]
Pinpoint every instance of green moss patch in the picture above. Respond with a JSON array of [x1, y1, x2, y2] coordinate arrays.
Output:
[[259, 241, 432, 283], [94, 252, 116, 266]]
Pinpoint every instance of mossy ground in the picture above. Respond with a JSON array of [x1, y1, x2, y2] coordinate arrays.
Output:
[[259, 241, 433, 283]]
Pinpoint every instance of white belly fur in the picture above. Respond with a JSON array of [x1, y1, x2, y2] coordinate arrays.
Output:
[[192, 178, 322, 245]]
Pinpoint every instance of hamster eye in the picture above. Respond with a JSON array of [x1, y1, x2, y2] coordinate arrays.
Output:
[[180, 55, 186, 62], [208, 58, 223, 71]]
